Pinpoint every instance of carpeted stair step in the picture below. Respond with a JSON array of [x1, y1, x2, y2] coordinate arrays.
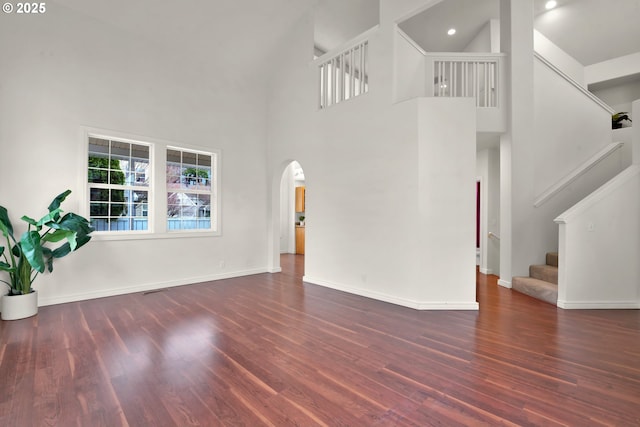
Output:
[[530, 264, 558, 284], [512, 276, 558, 305], [546, 252, 558, 267]]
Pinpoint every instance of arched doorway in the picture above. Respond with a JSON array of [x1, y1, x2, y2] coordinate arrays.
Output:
[[268, 160, 306, 275]]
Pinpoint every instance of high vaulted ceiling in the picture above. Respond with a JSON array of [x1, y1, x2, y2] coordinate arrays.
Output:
[[534, 0, 640, 65], [50, 0, 317, 78], [400, 0, 640, 66]]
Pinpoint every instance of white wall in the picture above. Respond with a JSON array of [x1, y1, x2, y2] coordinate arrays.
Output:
[[0, 5, 270, 305], [267, 0, 478, 310], [533, 59, 614, 196], [533, 30, 585, 86], [279, 163, 296, 253], [512, 56, 626, 270]]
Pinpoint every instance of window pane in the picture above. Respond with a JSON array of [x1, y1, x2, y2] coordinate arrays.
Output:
[[109, 169, 126, 186], [88, 137, 109, 155], [198, 154, 211, 167], [197, 194, 211, 218], [132, 144, 149, 160], [90, 203, 108, 216], [87, 136, 151, 232], [112, 203, 127, 217], [88, 167, 108, 183], [165, 147, 215, 232], [90, 188, 109, 202], [167, 149, 181, 164], [111, 141, 130, 158], [182, 151, 197, 167]]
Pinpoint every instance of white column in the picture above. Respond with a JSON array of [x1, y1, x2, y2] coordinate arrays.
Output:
[[500, 0, 535, 285]]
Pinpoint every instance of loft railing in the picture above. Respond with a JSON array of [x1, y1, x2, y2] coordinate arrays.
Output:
[[426, 53, 506, 108], [316, 27, 377, 109], [318, 42, 368, 109]]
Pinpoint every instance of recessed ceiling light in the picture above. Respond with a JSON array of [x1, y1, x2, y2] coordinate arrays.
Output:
[[545, 0, 557, 9], [447, 28, 456, 36]]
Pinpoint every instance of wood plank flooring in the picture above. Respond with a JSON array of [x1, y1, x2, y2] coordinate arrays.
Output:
[[1, 254, 640, 426]]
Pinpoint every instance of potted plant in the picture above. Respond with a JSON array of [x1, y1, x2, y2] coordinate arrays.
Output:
[[298, 215, 305, 226], [612, 112, 632, 129], [0, 190, 93, 320]]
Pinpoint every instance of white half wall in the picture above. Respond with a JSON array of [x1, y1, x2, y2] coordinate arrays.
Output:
[[555, 166, 640, 309], [418, 97, 478, 308]]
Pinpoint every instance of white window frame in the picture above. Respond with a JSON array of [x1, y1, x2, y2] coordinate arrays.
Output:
[[80, 127, 221, 241]]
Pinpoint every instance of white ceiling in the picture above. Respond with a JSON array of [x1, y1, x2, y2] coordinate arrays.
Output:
[[50, 0, 316, 79], [314, 0, 379, 53], [49, 0, 640, 77], [534, 0, 640, 65], [400, 0, 640, 67], [399, 0, 500, 53]]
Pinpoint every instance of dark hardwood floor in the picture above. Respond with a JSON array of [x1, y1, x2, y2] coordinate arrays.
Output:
[[2, 255, 640, 426]]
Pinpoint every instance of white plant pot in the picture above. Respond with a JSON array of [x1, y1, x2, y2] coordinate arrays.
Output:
[[1, 291, 38, 320], [0, 289, 6, 314]]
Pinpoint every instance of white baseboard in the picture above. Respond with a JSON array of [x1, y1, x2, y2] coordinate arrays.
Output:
[[498, 279, 512, 288], [303, 275, 479, 311], [38, 268, 268, 307], [268, 267, 282, 273], [557, 299, 640, 309], [479, 268, 493, 275]]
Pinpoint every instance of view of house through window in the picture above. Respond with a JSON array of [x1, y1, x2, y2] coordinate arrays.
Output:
[[87, 133, 218, 235], [88, 137, 150, 231], [166, 148, 215, 231]]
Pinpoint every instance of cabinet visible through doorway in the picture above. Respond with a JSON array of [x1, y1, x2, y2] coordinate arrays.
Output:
[[295, 226, 305, 255], [295, 186, 305, 212]]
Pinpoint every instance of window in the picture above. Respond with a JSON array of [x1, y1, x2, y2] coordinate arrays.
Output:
[[87, 137, 151, 232], [166, 148, 216, 231], [84, 129, 220, 237]]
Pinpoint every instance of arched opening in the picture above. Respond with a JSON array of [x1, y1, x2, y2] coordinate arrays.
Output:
[[269, 160, 306, 276]]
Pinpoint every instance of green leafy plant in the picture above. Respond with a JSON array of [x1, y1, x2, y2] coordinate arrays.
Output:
[[612, 112, 632, 129], [0, 190, 94, 295], [299, 215, 305, 222]]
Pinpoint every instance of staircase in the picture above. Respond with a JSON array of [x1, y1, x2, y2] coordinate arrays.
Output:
[[512, 252, 558, 305]]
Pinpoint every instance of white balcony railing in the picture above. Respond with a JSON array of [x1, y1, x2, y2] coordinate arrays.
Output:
[[316, 28, 376, 109], [426, 53, 506, 108]]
